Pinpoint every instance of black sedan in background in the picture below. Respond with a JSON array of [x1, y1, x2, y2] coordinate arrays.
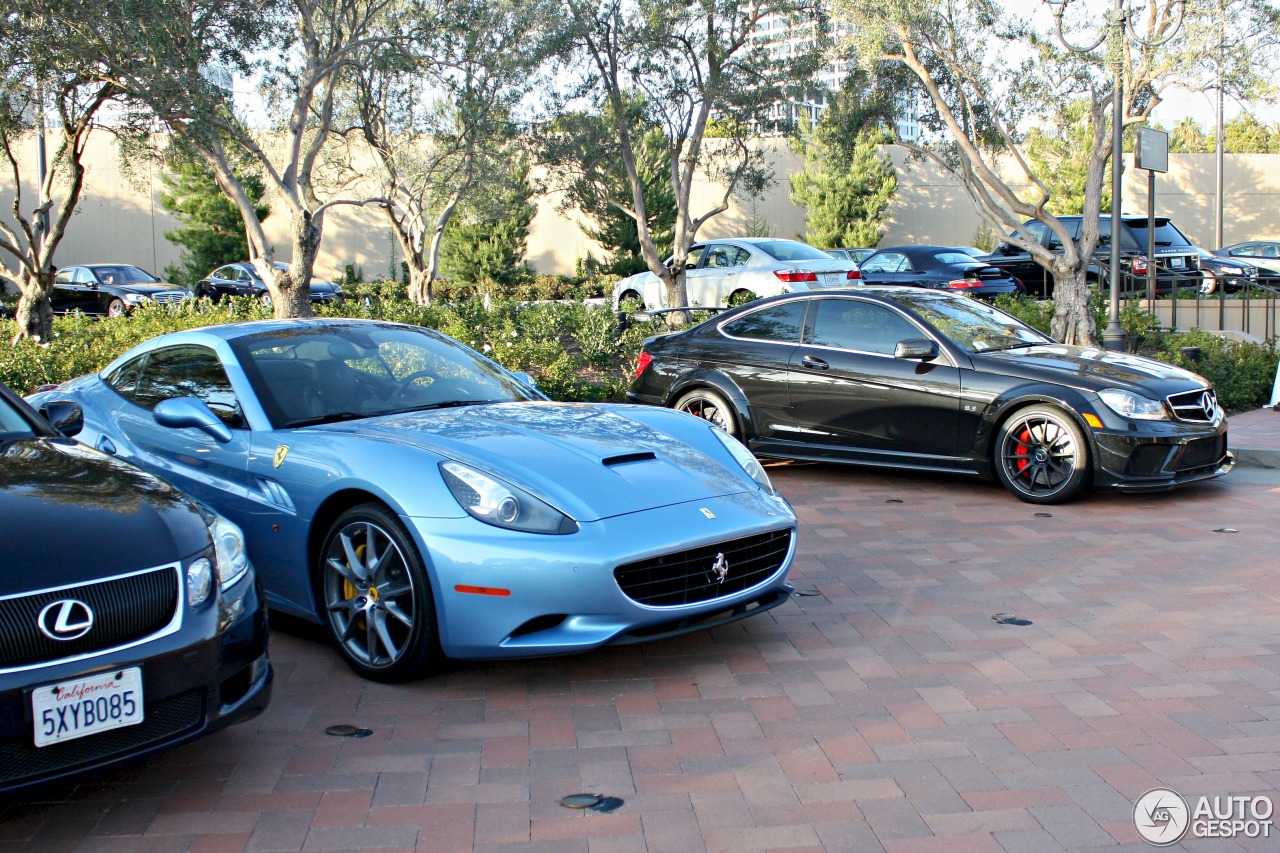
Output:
[[196, 262, 344, 305], [52, 265, 193, 317], [1196, 249, 1260, 294], [0, 383, 270, 792], [629, 287, 1232, 504], [856, 246, 1024, 298]]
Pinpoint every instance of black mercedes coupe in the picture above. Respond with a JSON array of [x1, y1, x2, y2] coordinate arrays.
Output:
[[628, 288, 1233, 504]]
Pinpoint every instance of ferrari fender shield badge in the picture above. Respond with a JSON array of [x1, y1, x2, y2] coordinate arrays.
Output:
[[700, 508, 716, 519], [273, 445, 290, 468]]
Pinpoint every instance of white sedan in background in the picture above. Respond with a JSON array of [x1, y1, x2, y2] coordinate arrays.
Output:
[[611, 238, 862, 310]]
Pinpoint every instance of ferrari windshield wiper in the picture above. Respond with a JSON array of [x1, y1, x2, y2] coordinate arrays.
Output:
[[285, 411, 368, 427], [400, 400, 499, 413]]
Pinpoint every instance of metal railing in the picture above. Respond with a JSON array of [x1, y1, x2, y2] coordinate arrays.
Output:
[[1122, 270, 1280, 340]]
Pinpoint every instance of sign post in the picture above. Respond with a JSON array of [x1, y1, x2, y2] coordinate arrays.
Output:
[[1135, 127, 1170, 328]]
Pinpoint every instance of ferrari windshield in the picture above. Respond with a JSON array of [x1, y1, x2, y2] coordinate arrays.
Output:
[[230, 323, 542, 429], [888, 291, 1054, 353]]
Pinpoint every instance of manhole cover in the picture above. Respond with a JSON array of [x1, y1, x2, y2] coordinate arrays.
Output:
[[325, 725, 374, 738]]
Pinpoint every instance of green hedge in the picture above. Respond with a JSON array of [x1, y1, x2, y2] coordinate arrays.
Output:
[[0, 291, 651, 402]]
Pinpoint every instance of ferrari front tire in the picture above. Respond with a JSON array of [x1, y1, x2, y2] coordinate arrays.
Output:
[[318, 503, 443, 681]]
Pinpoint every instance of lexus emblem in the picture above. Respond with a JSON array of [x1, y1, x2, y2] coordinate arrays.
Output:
[[711, 553, 730, 585], [37, 599, 94, 641], [1201, 391, 1219, 421]]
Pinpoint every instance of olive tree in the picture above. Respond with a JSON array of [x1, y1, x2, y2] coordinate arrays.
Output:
[[0, 8, 130, 341], [835, 0, 1278, 345], [547, 0, 826, 316], [60, 0, 404, 318], [338, 0, 551, 304]]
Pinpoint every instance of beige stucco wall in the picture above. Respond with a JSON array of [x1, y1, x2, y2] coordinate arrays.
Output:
[[3, 132, 1278, 285]]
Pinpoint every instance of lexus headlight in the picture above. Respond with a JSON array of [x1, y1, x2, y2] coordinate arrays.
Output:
[[711, 425, 775, 495], [208, 513, 250, 590], [441, 462, 578, 534], [1098, 389, 1168, 421], [187, 558, 213, 606]]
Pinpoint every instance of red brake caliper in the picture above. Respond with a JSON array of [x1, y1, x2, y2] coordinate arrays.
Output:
[[1015, 428, 1032, 474]]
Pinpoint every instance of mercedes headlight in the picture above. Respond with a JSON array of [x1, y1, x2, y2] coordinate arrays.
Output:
[[1098, 389, 1168, 421], [121, 292, 148, 304], [711, 425, 775, 495], [208, 513, 250, 590], [441, 462, 578, 534]]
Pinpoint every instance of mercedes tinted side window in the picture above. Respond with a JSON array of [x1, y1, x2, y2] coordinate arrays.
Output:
[[721, 301, 807, 343], [809, 300, 922, 355]]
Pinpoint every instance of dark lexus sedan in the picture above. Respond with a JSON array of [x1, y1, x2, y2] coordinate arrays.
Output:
[[51, 265, 193, 317], [856, 246, 1024, 298], [628, 287, 1233, 504], [0, 383, 270, 792], [196, 262, 344, 305]]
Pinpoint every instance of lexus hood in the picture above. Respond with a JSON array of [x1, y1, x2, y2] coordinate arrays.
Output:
[[0, 440, 211, 593], [319, 402, 760, 522]]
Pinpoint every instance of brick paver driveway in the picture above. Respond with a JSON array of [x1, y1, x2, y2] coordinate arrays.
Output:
[[4, 463, 1279, 852]]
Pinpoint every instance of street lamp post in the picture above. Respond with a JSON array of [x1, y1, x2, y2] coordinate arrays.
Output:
[[1044, 0, 1186, 351]]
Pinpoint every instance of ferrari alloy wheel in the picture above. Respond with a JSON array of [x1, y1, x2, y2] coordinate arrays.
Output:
[[674, 388, 739, 439], [995, 405, 1089, 504], [106, 298, 126, 318], [319, 503, 441, 680]]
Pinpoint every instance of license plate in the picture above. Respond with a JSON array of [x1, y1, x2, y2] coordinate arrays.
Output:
[[1171, 257, 1185, 269], [824, 273, 843, 285], [32, 668, 143, 747]]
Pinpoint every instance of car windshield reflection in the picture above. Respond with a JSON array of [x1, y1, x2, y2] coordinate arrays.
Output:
[[891, 291, 1052, 353], [230, 323, 541, 430]]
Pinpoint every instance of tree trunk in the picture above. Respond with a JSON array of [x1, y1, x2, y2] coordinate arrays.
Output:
[[1050, 262, 1097, 346], [270, 215, 321, 319], [406, 263, 432, 306], [12, 271, 55, 344]]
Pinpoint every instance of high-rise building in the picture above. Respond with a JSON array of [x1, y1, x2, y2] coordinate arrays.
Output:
[[750, 13, 919, 141]]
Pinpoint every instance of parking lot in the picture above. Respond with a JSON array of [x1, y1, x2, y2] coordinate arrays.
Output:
[[4, 456, 1280, 852]]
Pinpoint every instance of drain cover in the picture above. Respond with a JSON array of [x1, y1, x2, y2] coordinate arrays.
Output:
[[1034, 513, 1052, 518], [885, 499, 904, 504], [325, 725, 374, 738], [561, 794, 601, 809]]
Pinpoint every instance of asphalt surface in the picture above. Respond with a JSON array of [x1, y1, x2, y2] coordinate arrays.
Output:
[[3, 425, 1279, 852]]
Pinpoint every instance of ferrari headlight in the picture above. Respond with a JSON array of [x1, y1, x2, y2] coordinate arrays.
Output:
[[441, 462, 578, 534], [1098, 389, 1168, 421], [208, 513, 250, 590], [711, 425, 775, 495]]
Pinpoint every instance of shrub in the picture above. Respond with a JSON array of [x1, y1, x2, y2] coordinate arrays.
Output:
[[1155, 329, 1280, 413]]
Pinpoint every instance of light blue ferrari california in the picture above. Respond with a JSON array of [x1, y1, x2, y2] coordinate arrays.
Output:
[[29, 319, 797, 680]]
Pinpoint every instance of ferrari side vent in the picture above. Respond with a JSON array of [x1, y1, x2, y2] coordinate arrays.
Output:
[[602, 451, 657, 467]]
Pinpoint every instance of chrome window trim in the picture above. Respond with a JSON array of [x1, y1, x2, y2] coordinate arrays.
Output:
[[0, 563, 186, 676]]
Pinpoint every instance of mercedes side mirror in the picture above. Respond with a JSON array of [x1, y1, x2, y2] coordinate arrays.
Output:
[[894, 339, 939, 361]]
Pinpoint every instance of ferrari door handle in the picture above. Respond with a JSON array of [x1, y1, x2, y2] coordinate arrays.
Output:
[[96, 435, 117, 455], [802, 355, 829, 370]]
